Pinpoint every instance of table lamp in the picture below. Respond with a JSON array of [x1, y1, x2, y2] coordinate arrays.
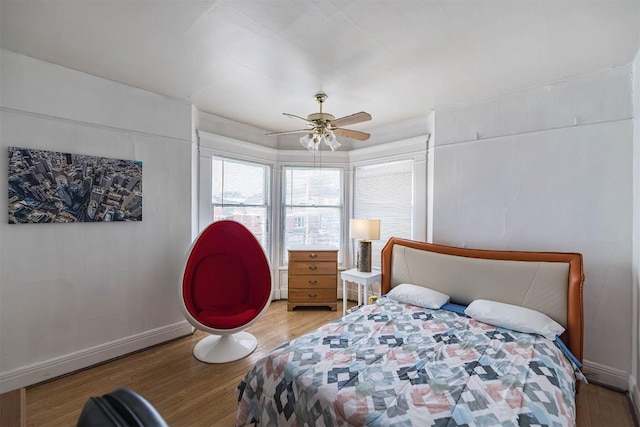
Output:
[[350, 218, 381, 272]]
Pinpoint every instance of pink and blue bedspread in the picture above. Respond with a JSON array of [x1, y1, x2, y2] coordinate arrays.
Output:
[[236, 298, 578, 426]]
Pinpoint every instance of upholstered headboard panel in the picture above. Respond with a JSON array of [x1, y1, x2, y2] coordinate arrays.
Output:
[[388, 245, 570, 326], [381, 238, 584, 362]]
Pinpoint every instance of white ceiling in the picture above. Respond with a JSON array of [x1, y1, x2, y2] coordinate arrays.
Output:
[[1, 0, 639, 145]]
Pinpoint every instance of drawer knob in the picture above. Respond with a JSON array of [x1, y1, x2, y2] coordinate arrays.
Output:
[[308, 294, 317, 298], [309, 280, 317, 284], [309, 253, 318, 258], [309, 266, 318, 271]]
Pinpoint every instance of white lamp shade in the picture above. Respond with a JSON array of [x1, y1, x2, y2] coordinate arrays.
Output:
[[350, 219, 380, 240], [299, 133, 319, 151], [299, 134, 311, 149], [324, 132, 341, 151]]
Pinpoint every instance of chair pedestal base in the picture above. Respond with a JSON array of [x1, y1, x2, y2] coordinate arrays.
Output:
[[193, 332, 257, 363]]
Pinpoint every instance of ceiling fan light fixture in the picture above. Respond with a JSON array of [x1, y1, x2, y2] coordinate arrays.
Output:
[[324, 131, 341, 151], [299, 133, 311, 150], [311, 135, 320, 152], [299, 133, 319, 152]]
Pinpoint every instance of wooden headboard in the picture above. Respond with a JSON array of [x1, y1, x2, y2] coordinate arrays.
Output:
[[381, 238, 585, 362]]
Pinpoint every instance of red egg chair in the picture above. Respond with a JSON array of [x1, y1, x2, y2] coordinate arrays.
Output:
[[180, 220, 272, 363]]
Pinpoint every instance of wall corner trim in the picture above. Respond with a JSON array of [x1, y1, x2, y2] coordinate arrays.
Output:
[[630, 376, 640, 425]]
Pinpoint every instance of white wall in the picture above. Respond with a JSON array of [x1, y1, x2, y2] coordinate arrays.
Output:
[[631, 49, 640, 417], [0, 49, 195, 392], [432, 65, 634, 390]]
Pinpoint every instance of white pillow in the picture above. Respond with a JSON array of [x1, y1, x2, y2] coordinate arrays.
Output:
[[464, 299, 564, 340], [386, 283, 450, 309]]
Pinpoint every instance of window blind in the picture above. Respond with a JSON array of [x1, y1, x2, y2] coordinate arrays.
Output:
[[354, 160, 413, 268]]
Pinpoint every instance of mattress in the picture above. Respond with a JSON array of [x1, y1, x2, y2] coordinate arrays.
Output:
[[236, 298, 580, 426]]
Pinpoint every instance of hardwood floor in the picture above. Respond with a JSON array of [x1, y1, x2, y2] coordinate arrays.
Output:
[[25, 300, 636, 426]]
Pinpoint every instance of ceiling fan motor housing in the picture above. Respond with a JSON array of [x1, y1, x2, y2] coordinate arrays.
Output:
[[307, 112, 335, 123]]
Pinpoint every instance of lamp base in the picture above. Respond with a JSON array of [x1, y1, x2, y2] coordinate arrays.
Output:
[[357, 240, 372, 272]]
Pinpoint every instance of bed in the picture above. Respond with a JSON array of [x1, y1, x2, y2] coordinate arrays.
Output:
[[236, 238, 585, 426]]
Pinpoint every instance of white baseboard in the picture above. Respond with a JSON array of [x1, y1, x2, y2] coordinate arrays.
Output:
[[582, 359, 629, 391], [630, 376, 640, 424], [0, 320, 193, 394]]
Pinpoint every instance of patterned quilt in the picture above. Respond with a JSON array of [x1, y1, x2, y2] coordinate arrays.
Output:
[[236, 297, 579, 426]]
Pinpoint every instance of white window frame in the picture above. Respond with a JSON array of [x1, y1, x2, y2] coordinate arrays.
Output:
[[212, 155, 272, 255], [349, 135, 429, 268], [281, 165, 345, 265], [197, 132, 279, 266]]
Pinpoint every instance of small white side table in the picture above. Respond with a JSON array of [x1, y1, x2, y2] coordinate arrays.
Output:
[[341, 268, 382, 316]]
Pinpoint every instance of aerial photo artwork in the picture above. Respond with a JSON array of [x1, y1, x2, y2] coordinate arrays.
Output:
[[8, 147, 142, 224]]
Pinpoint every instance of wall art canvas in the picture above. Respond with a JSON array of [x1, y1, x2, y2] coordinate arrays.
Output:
[[8, 147, 142, 224]]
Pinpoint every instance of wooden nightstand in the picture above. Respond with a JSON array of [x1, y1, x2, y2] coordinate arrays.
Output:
[[287, 246, 338, 311]]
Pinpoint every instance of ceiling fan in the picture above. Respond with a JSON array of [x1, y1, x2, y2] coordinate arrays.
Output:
[[267, 93, 372, 151]]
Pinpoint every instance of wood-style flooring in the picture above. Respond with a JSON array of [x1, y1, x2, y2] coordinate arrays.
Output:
[[25, 300, 636, 426]]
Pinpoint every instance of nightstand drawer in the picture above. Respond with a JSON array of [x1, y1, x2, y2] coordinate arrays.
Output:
[[289, 251, 337, 263], [289, 275, 336, 289], [288, 261, 337, 276], [288, 289, 337, 303]]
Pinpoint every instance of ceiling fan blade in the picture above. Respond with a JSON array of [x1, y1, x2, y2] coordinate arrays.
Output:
[[283, 112, 313, 123], [330, 112, 372, 128], [265, 129, 312, 136], [334, 127, 370, 141]]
